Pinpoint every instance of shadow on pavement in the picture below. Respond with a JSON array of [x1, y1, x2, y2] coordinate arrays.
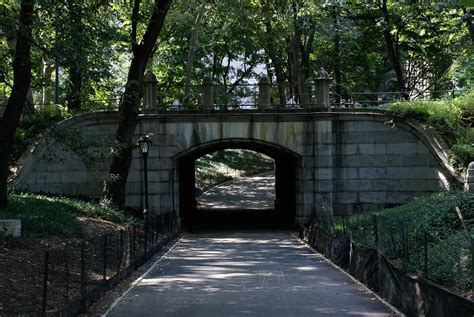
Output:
[[188, 208, 294, 232]]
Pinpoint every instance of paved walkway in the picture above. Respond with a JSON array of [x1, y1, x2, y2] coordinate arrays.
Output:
[[197, 173, 275, 209], [107, 232, 394, 316]]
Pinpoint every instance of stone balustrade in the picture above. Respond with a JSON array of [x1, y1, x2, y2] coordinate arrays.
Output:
[[142, 68, 332, 112]]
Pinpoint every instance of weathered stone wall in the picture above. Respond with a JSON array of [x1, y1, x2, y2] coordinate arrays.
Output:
[[332, 119, 456, 216], [12, 111, 460, 224]]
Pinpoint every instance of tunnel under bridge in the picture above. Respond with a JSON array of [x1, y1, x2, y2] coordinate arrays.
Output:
[[11, 110, 461, 228]]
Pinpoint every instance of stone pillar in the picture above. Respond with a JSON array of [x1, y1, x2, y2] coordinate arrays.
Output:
[[143, 70, 157, 111], [467, 162, 474, 192], [315, 67, 331, 111], [201, 75, 214, 110], [258, 75, 271, 110]]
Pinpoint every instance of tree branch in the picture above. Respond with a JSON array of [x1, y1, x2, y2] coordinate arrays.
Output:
[[131, 0, 141, 44]]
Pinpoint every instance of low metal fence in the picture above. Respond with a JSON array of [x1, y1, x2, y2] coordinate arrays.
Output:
[[0, 214, 177, 316], [300, 218, 474, 315], [307, 214, 473, 292]]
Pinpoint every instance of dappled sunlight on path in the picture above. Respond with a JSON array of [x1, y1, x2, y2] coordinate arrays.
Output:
[[108, 232, 394, 316], [197, 172, 275, 209]]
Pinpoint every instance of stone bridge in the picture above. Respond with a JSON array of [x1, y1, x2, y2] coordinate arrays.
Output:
[[12, 109, 461, 227]]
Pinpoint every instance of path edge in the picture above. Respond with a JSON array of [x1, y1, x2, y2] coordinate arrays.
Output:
[[101, 238, 182, 316], [292, 233, 405, 317]]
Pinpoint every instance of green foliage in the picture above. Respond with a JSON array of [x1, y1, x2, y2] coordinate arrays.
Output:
[[384, 99, 464, 143], [451, 143, 474, 171], [0, 192, 138, 237], [344, 191, 474, 291], [11, 108, 68, 164], [453, 91, 474, 126], [383, 93, 474, 171]]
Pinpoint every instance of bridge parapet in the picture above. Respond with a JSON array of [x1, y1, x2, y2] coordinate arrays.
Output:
[[144, 68, 332, 112]]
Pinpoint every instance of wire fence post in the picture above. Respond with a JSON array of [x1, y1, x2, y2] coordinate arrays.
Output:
[[132, 225, 137, 269], [401, 221, 408, 272], [80, 241, 86, 307], [373, 215, 379, 248], [144, 221, 148, 254], [342, 216, 347, 235], [471, 234, 474, 293], [103, 234, 108, 281], [129, 227, 133, 267], [41, 251, 49, 317], [65, 252, 70, 303], [424, 231, 428, 278]]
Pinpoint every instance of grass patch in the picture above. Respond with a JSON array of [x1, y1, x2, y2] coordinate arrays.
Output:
[[0, 192, 139, 237], [381, 91, 474, 172], [343, 191, 474, 291]]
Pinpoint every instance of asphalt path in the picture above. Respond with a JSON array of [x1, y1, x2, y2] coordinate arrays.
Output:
[[197, 172, 275, 209], [107, 232, 395, 316]]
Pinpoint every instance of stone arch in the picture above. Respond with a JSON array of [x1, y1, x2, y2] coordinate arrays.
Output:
[[174, 138, 302, 229]]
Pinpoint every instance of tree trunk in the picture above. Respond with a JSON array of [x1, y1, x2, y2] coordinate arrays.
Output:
[[67, 64, 82, 110], [182, 7, 203, 108], [288, 38, 305, 105], [262, 1, 286, 107], [101, 0, 173, 209], [380, 0, 407, 99], [300, 30, 315, 81], [0, 0, 34, 208], [42, 56, 54, 106], [288, 1, 310, 107], [66, 1, 84, 110], [6, 35, 35, 115]]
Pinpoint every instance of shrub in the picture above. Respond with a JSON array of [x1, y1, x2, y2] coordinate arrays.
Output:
[[382, 92, 474, 172], [451, 143, 474, 172], [345, 191, 474, 291]]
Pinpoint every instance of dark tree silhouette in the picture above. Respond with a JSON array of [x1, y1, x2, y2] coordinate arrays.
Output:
[[0, 0, 34, 208]]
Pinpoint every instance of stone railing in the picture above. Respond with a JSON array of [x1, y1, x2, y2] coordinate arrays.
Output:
[[142, 68, 331, 112]]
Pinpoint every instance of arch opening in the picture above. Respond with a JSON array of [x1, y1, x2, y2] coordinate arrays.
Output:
[[176, 139, 299, 230]]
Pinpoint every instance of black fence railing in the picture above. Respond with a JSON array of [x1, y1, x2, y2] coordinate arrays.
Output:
[[299, 216, 474, 315], [1, 214, 177, 316], [154, 84, 468, 110], [304, 214, 473, 293], [334, 89, 469, 108], [3, 87, 467, 117]]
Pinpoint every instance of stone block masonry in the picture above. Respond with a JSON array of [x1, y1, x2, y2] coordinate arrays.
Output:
[[11, 111, 461, 225]]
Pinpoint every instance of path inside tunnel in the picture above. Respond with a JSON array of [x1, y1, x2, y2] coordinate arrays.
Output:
[[193, 172, 281, 230], [106, 232, 395, 316], [197, 172, 275, 210]]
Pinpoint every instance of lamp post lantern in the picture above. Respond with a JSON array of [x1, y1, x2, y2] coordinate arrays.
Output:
[[139, 135, 152, 252], [139, 135, 152, 219]]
